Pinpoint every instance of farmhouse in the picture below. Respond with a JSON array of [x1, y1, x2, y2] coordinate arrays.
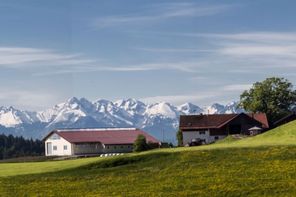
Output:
[[179, 113, 269, 145], [43, 128, 160, 156]]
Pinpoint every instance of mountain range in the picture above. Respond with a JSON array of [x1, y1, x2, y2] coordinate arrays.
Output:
[[0, 97, 244, 143]]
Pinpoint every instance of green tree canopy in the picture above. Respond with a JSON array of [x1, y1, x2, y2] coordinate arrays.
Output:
[[133, 135, 149, 152], [239, 77, 296, 124], [176, 129, 183, 147], [0, 134, 44, 160]]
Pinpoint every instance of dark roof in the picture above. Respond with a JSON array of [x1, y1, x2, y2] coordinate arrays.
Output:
[[273, 112, 296, 127], [179, 113, 269, 129], [44, 128, 160, 145]]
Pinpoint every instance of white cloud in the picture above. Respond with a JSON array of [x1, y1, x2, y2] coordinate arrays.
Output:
[[222, 84, 252, 91], [133, 47, 213, 53], [140, 84, 249, 106], [91, 3, 233, 28], [140, 92, 219, 106], [33, 61, 204, 76], [0, 88, 61, 110], [4, 31, 296, 77], [201, 32, 296, 42], [164, 31, 296, 71], [0, 47, 95, 68]]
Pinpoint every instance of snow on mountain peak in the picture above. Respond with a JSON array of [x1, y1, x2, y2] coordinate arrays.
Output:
[[94, 99, 114, 113], [114, 98, 146, 115], [145, 102, 178, 119], [177, 103, 203, 115], [0, 106, 35, 127], [0, 109, 22, 127]]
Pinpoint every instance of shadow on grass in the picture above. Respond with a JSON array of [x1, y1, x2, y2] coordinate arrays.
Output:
[[82, 152, 172, 169]]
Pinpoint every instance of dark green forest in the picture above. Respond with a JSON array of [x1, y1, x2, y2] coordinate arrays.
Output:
[[0, 134, 44, 160]]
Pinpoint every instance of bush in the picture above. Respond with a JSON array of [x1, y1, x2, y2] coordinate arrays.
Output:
[[133, 135, 150, 152]]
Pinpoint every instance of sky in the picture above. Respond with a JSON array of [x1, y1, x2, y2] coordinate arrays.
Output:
[[1, 0, 296, 110]]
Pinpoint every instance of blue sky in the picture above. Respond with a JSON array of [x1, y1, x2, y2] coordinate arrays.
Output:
[[1, 0, 296, 110]]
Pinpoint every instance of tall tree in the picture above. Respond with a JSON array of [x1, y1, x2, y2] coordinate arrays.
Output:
[[239, 77, 296, 124], [176, 129, 183, 147], [133, 135, 149, 152]]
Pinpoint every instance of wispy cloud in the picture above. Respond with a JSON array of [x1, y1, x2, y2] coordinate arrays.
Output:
[[4, 31, 296, 76], [33, 61, 206, 76], [0, 88, 60, 110], [133, 47, 213, 53], [199, 32, 296, 43], [91, 3, 233, 28], [222, 84, 252, 91], [157, 31, 296, 70], [0, 46, 207, 76], [0, 47, 95, 68], [140, 84, 248, 106], [140, 92, 219, 106]]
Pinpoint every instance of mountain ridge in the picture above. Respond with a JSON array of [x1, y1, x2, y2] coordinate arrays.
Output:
[[0, 97, 244, 142]]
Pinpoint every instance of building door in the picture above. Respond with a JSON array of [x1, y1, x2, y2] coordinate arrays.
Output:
[[229, 124, 242, 134], [47, 142, 52, 155]]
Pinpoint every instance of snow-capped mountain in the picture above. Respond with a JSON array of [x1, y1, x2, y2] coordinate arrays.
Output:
[[0, 97, 244, 143], [177, 103, 203, 115], [205, 102, 242, 114], [0, 106, 36, 127]]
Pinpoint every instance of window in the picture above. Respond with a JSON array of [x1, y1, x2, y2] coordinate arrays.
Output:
[[120, 146, 123, 149], [215, 136, 219, 140], [127, 146, 130, 148], [114, 146, 116, 149], [199, 131, 206, 135], [64, 145, 67, 150], [107, 146, 109, 149], [53, 146, 57, 151]]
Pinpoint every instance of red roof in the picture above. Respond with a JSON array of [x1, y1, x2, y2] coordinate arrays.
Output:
[[44, 128, 160, 145], [179, 113, 269, 129], [249, 113, 269, 128]]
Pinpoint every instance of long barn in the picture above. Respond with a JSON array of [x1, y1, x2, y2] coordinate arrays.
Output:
[[43, 128, 160, 156]]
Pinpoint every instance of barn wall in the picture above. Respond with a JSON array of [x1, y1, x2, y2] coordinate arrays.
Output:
[[104, 144, 133, 153], [73, 143, 104, 155], [45, 133, 72, 156]]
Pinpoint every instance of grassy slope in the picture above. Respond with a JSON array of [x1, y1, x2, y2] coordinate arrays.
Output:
[[0, 157, 102, 177], [219, 119, 296, 147], [0, 121, 296, 196]]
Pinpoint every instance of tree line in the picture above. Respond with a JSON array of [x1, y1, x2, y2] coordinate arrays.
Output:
[[0, 134, 44, 160]]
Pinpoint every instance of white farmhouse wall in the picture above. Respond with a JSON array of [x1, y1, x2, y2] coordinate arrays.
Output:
[[182, 131, 226, 145], [45, 133, 72, 156]]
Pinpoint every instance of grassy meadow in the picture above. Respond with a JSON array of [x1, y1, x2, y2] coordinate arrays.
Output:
[[0, 121, 296, 196]]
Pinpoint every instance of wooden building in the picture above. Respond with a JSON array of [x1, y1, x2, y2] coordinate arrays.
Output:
[[179, 113, 269, 145]]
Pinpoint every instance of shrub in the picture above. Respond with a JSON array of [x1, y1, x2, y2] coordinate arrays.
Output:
[[133, 135, 149, 152]]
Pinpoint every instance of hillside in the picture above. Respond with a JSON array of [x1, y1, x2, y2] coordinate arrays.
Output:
[[0, 121, 295, 196], [211, 119, 296, 148]]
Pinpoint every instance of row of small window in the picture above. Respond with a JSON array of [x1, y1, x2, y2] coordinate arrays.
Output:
[[106, 145, 132, 149], [53, 145, 67, 151]]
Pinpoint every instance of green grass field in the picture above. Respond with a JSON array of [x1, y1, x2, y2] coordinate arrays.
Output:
[[0, 121, 296, 196]]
